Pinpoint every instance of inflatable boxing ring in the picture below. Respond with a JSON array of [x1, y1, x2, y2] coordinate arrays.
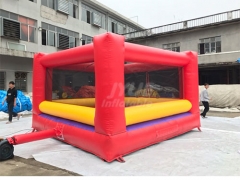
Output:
[[0, 33, 200, 162]]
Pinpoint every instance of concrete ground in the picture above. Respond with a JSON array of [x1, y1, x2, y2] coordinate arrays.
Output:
[[0, 110, 240, 176]]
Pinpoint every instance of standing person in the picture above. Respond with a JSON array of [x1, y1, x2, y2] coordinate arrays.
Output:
[[200, 83, 211, 118], [2, 81, 22, 124]]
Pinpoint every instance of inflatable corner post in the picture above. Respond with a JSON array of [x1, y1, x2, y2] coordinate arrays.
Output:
[[2, 33, 200, 162]]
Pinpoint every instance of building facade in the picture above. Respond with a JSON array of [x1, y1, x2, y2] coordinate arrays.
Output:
[[0, 0, 144, 92], [123, 9, 240, 85]]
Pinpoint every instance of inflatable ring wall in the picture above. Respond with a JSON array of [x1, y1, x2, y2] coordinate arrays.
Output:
[[5, 33, 200, 162]]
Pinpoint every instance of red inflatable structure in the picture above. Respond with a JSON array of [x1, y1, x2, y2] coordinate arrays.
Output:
[[0, 33, 200, 162]]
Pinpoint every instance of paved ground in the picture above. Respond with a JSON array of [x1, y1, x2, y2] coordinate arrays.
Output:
[[0, 110, 239, 176]]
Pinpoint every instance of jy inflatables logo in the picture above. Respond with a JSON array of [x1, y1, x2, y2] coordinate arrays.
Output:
[[101, 82, 153, 108]]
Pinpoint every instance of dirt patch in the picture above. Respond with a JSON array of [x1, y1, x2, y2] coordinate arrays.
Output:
[[0, 156, 80, 176], [207, 111, 240, 118]]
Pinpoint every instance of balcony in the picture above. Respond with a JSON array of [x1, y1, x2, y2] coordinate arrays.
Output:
[[122, 9, 240, 40]]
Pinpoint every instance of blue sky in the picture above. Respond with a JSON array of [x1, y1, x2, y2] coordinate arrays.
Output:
[[97, 0, 240, 28]]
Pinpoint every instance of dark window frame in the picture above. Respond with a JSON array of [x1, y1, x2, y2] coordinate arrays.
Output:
[[86, 10, 91, 24], [42, 29, 47, 45], [111, 22, 116, 33], [198, 36, 221, 55], [69, 2, 78, 18], [15, 72, 27, 92], [41, 23, 79, 48], [0, 72, 6, 90], [81, 4, 105, 28], [81, 34, 92, 46], [0, 10, 37, 43], [162, 42, 181, 52]]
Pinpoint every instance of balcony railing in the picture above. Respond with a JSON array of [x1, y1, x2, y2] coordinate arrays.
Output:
[[122, 9, 240, 40]]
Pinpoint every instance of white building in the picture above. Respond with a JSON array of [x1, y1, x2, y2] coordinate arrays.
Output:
[[0, 0, 144, 92]]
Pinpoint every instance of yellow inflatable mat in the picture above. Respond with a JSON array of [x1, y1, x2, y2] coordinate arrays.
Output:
[[39, 98, 192, 126]]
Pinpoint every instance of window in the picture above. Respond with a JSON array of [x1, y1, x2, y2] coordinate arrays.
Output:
[[7, 42, 26, 51], [81, 34, 92, 45], [42, 0, 53, 8], [117, 24, 125, 34], [41, 0, 48, 6], [49, 0, 55, 9], [0, 72, 5, 90], [199, 36, 221, 54], [41, 0, 78, 18], [0, 10, 37, 42], [81, 4, 106, 29], [1, 18, 20, 40], [111, 22, 116, 33], [127, 26, 137, 33], [69, 36, 76, 48], [18, 16, 36, 43], [41, 0, 55, 9], [48, 31, 55, 46], [42, 29, 47, 45], [69, 0, 78, 18], [29, 0, 34, 2], [108, 17, 126, 34], [41, 22, 79, 48], [15, 72, 27, 92], [86, 10, 91, 24], [163, 42, 180, 52]]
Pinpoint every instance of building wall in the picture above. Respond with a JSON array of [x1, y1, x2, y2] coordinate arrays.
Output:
[[129, 22, 240, 65], [0, 55, 33, 92], [0, 0, 144, 92], [0, 0, 143, 53], [0, 55, 33, 72]]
